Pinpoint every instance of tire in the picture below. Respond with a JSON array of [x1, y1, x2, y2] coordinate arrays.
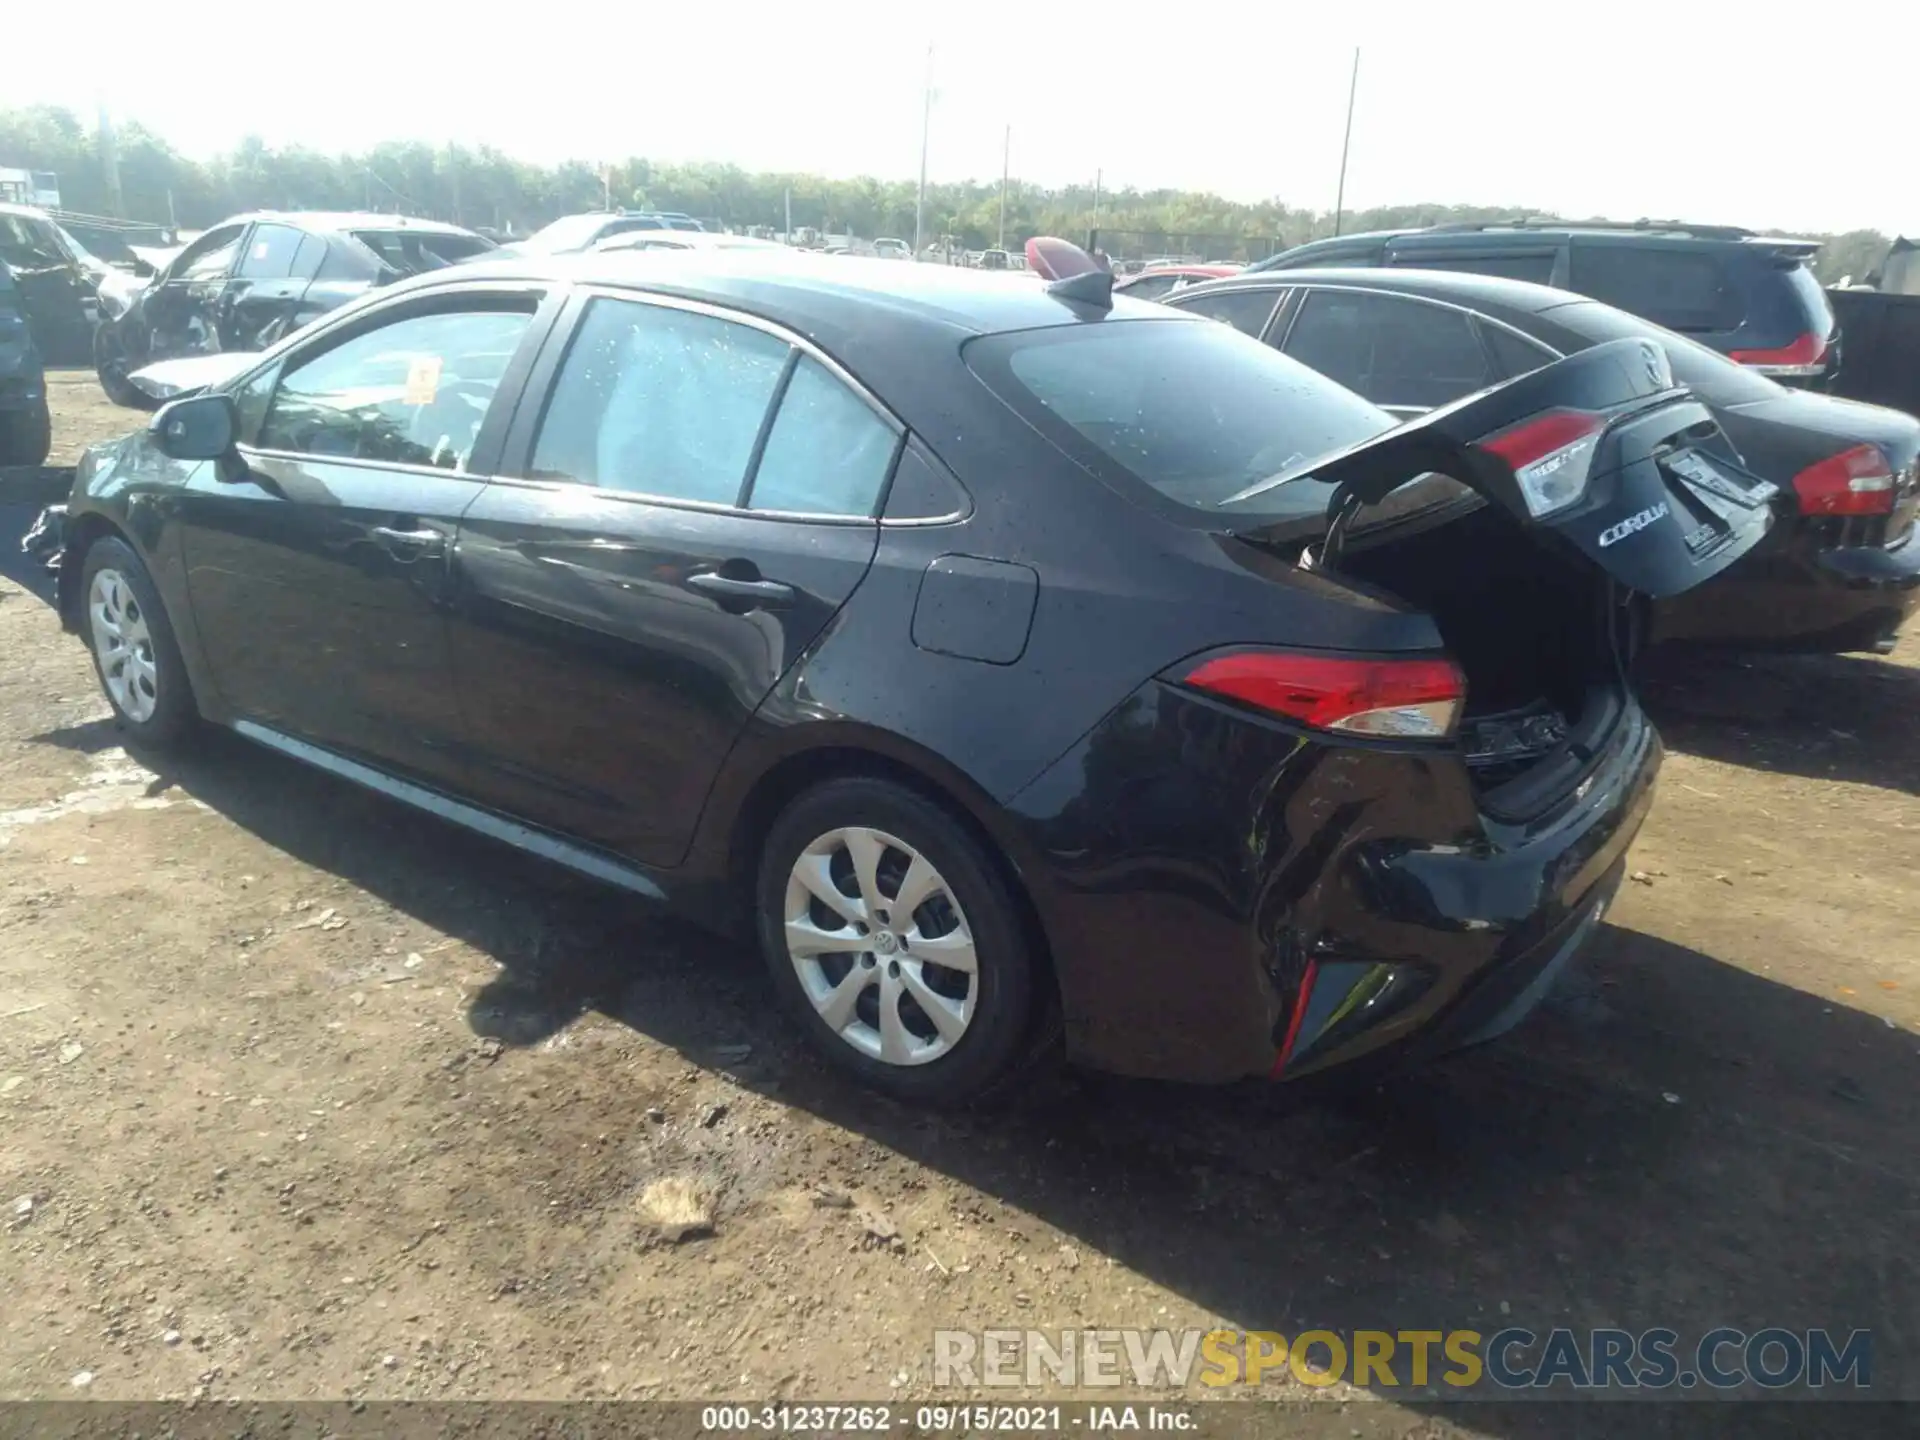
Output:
[[94, 325, 157, 411], [79, 537, 198, 749], [0, 402, 51, 468], [757, 777, 1038, 1106]]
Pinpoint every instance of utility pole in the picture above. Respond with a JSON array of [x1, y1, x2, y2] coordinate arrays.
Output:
[[914, 44, 933, 256], [998, 125, 1010, 250], [1090, 167, 1102, 254], [97, 100, 124, 219], [1333, 47, 1359, 237], [784, 186, 792, 244]]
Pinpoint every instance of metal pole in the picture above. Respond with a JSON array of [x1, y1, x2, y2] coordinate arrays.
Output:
[[1090, 167, 1102, 255], [998, 125, 1010, 250], [914, 44, 933, 256], [1333, 47, 1359, 237]]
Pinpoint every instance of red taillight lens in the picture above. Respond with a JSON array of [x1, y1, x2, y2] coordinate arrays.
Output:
[[1792, 443, 1896, 516], [1729, 331, 1828, 376], [1185, 651, 1466, 739], [1474, 409, 1607, 518]]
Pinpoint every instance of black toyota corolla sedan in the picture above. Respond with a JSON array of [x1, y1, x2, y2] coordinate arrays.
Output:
[[1161, 267, 1920, 654], [24, 245, 1774, 1103]]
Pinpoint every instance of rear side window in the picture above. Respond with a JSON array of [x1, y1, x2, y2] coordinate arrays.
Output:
[[1394, 251, 1556, 284], [350, 230, 494, 276], [1173, 288, 1281, 337], [529, 297, 896, 516], [1482, 323, 1556, 379], [530, 297, 789, 503], [965, 317, 1393, 522], [1284, 290, 1495, 409], [1569, 244, 1744, 333], [748, 356, 899, 516], [237, 224, 305, 280], [1120, 274, 1179, 300]]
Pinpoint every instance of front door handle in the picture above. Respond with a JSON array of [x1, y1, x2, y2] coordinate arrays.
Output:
[[371, 524, 447, 560], [686, 570, 796, 610]]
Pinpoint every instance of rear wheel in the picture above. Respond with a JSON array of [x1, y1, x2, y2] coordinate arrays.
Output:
[[0, 402, 51, 468], [81, 538, 197, 749], [757, 777, 1037, 1106]]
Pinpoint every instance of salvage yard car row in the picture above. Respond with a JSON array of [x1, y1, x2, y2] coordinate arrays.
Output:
[[18, 236, 1840, 1106]]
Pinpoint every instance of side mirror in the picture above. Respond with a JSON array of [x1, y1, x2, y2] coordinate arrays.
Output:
[[149, 393, 238, 461]]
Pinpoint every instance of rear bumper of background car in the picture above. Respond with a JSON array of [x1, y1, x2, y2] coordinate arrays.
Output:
[[1006, 680, 1661, 1085], [1652, 522, 1920, 652]]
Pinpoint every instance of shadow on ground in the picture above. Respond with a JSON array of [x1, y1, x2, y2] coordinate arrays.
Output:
[[29, 714, 1919, 1435], [1638, 642, 1920, 796]]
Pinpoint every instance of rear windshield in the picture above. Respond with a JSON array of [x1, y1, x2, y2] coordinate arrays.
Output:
[[965, 316, 1396, 525], [1539, 300, 1783, 406], [349, 230, 494, 276]]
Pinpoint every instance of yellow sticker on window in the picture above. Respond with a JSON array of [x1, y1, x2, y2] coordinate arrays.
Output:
[[403, 355, 443, 407]]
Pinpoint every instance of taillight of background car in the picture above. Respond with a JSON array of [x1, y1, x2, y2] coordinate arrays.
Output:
[[1184, 651, 1466, 739], [1792, 444, 1898, 516], [1729, 331, 1829, 377]]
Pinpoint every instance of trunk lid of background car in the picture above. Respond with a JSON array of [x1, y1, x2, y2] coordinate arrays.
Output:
[[1257, 339, 1778, 598]]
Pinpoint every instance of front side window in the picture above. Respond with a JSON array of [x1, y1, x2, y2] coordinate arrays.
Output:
[[256, 304, 533, 471], [528, 297, 790, 503], [1285, 290, 1494, 409], [176, 226, 246, 283]]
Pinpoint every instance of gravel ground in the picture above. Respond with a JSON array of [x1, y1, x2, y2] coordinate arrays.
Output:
[[1, 371, 1916, 1437]]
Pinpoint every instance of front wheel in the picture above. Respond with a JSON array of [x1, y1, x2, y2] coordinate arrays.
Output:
[[81, 537, 198, 749], [0, 401, 51, 468], [757, 777, 1040, 1106], [94, 325, 156, 411]]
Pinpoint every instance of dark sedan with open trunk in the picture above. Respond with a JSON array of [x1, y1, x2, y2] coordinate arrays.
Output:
[[23, 243, 1772, 1103], [1165, 268, 1920, 654]]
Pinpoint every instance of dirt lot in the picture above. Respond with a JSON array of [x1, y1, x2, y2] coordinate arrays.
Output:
[[1, 370, 1917, 1434]]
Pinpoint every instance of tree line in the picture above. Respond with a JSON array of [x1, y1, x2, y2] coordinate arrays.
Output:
[[0, 104, 1896, 280]]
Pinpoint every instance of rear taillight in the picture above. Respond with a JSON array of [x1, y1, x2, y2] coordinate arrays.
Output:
[[1792, 444, 1896, 516], [1185, 651, 1466, 739], [1474, 409, 1607, 518], [1729, 331, 1828, 377]]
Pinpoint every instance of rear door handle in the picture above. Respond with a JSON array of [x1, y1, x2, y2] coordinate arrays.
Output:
[[686, 571, 797, 610], [371, 524, 447, 559]]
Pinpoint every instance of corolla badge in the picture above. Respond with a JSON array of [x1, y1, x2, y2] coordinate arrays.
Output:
[[1597, 501, 1670, 548]]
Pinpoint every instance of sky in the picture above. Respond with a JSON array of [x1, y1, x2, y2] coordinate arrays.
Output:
[[12, 1, 1920, 236]]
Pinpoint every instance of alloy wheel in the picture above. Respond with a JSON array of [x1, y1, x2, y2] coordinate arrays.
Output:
[[88, 568, 160, 724], [783, 826, 978, 1066]]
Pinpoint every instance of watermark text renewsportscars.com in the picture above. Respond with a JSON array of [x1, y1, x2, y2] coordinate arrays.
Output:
[[932, 1327, 1872, 1393]]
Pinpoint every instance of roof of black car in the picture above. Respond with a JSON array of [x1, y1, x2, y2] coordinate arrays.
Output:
[[428, 247, 1175, 338], [1189, 264, 1586, 316]]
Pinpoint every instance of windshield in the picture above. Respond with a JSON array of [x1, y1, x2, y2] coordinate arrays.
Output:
[[966, 316, 1398, 525], [1540, 299, 1784, 405], [349, 229, 494, 276]]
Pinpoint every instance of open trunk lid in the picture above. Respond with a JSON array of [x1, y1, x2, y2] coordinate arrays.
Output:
[[1243, 338, 1778, 597]]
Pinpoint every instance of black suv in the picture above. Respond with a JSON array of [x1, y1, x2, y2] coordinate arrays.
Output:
[[1248, 221, 1839, 383]]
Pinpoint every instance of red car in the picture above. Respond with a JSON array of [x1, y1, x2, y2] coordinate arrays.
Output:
[[1111, 264, 1240, 300]]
